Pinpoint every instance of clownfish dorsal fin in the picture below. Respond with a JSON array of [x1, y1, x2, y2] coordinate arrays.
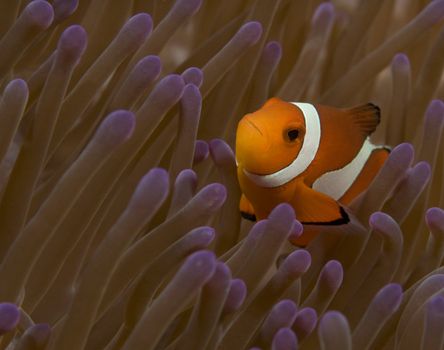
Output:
[[291, 182, 349, 225], [346, 103, 381, 137]]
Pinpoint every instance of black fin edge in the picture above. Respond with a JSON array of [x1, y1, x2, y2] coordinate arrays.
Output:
[[367, 102, 381, 124], [301, 206, 350, 226], [241, 211, 257, 221]]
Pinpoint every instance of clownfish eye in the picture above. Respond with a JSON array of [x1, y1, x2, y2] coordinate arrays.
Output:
[[285, 128, 299, 142]]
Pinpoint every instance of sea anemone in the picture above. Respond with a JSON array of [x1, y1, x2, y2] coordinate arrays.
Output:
[[0, 0, 443, 349]]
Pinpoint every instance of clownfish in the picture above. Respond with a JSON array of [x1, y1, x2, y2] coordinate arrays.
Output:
[[235, 97, 389, 246]]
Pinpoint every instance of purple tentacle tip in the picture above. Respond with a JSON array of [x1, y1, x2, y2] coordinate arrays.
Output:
[[132, 168, 169, 206], [0, 303, 20, 335], [282, 249, 311, 276], [373, 283, 403, 313], [368, 212, 396, 233], [144, 167, 169, 182], [58, 25, 87, 61], [182, 250, 217, 283], [193, 140, 209, 164], [5, 79, 28, 97], [156, 74, 186, 100], [425, 99, 444, 125], [320, 260, 343, 290], [270, 299, 298, 323], [205, 262, 231, 290], [313, 2, 335, 23], [224, 279, 247, 314], [390, 142, 414, 165], [26, 0, 55, 28], [413, 161, 431, 180], [182, 67, 204, 88], [423, 0, 444, 25], [224, 278, 247, 313], [265, 41, 282, 59], [392, 53, 410, 68], [272, 328, 298, 350], [269, 203, 296, 229], [427, 295, 444, 315], [23, 323, 52, 347], [261, 41, 282, 67], [425, 207, 444, 231], [99, 110, 136, 142], [239, 21, 263, 44], [53, 0, 79, 22], [136, 56, 162, 79], [293, 307, 317, 338], [125, 13, 153, 44], [288, 220, 303, 241], [173, 0, 203, 18], [175, 169, 198, 191], [261, 300, 298, 346], [209, 138, 235, 166], [181, 84, 202, 109]]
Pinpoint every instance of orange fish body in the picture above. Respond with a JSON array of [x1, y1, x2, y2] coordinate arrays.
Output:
[[236, 97, 389, 246]]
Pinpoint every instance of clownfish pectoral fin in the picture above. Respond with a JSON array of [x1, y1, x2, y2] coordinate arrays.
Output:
[[240, 194, 257, 221], [292, 184, 349, 225], [347, 103, 381, 137]]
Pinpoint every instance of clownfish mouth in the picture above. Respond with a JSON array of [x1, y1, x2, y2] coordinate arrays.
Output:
[[242, 166, 279, 177], [236, 157, 280, 177]]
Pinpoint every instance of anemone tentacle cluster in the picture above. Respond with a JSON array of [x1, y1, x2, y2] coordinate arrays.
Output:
[[0, 0, 443, 349]]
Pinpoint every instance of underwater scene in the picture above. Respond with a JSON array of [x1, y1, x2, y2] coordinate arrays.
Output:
[[0, 0, 443, 349]]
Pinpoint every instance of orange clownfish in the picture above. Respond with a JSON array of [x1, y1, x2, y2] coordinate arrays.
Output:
[[235, 97, 389, 246]]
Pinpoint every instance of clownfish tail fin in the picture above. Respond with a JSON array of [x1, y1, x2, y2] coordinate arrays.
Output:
[[347, 103, 381, 137]]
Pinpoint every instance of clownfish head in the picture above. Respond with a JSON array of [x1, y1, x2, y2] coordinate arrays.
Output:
[[236, 97, 320, 187]]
